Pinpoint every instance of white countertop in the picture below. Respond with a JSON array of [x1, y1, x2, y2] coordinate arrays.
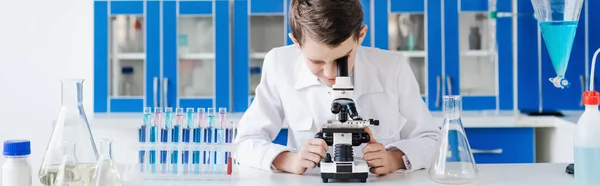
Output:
[[125, 163, 574, 186], [89, 110, 583, 129]]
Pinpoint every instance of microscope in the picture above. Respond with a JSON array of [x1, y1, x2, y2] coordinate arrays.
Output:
[[314, 55, 379, 183]]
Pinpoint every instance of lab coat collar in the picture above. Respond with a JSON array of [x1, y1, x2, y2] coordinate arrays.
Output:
[[293, 47, 383, 99]]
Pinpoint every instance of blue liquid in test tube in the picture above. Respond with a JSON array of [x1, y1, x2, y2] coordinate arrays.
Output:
[[193, 108, 205, 174], [214, 108, 227, 174], [139, 107, 151, 172], [206, 108, 215, 174], [149, 107, 161, 173], [182, 108, 194, 173], [171, 108, 182, 174], [160, 107, 172, 173]]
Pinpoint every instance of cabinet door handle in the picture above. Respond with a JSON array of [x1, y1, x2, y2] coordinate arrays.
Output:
[[436, 76, 442, 107], [153, 77, 159, 108], [472, 149, 503, 154], [163, 78, 169, 108], [580, 74, 585, 107], [446, 76, 452, 96]]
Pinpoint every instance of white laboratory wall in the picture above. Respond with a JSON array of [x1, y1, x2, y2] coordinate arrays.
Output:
[[0, 0, 94, 170]]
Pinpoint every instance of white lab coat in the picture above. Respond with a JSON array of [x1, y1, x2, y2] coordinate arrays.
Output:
[[234, 45, 440, 173]]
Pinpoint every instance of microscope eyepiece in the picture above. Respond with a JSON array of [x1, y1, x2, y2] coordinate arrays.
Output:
[[336, 55, 350, 77]]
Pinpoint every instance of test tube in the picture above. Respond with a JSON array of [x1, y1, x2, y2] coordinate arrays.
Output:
[[160, 107, 172, 173], [182, 108, 194, 173], [214, 108, 226, 174], [192, 108, 205, 174], [171, 107, 182, 174], [206, 108, 215, 174], [139, 107, 152, 173], [149, 107, 161, 173]]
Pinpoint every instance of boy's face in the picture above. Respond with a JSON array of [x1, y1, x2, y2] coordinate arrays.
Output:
[[290, 26, 368, 87]]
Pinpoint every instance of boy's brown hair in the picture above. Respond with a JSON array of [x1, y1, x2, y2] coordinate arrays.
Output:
[[288, 0, 364, 47]]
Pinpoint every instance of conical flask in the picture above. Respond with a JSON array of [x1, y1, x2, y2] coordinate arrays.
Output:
[[428, 95, 477, 184], [40, 79, 99, 186], [90, 138, 124, 186], [53, 141, 87, 186], [531, 0, 584, 88]]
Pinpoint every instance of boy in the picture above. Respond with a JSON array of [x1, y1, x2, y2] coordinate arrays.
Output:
[[234, 0, 440, 175]]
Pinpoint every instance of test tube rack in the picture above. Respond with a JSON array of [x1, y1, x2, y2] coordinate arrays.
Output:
[[125, 107, 238, 182]]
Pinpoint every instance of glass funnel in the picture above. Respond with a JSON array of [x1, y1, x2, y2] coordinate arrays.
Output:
[[40, 79, 99, 186], [531, 0, 584, 89], [53, 141, 86, 186], [428, 96, 477, 184], [91, 139, 124, 186]]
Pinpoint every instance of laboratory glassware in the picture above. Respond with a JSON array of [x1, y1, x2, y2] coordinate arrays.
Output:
[[531, 0, 584, 89], [121, 66, 135, 96], [39, 79, 99, 186], [53, 141, 87, 186], [573, 48, 600, 185], [91, 139, 124, 186], [2, 140, 32, 186], [468, 27, 482, 50], [429, 96, 477, 185]]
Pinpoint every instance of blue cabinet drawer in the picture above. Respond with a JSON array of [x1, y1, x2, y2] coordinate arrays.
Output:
[[465, 127, 535, 164]]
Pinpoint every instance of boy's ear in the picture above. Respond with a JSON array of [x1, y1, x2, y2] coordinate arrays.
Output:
[[358, 25, 368, 45], [288, 33, 301, 48]]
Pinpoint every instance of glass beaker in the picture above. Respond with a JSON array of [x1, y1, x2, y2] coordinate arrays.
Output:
[[91, 139, 123, 186], [40, 79, 99, 186], [428, 95, 477, 184], [53, 141, 86, 186]]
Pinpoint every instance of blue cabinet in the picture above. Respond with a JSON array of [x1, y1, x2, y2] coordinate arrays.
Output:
[[232, 0, 286, 113], [94, 0, 231, 113], [373, 0, 443, 111], [94, 0, 158, 113], [466, 128, 535, 163], [444, 0, 514, 111]]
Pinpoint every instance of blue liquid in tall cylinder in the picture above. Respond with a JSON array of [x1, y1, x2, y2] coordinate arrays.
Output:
[[539, 21, 578, 77], [575, 147, 600, 185]]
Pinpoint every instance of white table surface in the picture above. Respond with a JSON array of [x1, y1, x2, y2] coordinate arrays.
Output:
[[123, 163, 574, 186]]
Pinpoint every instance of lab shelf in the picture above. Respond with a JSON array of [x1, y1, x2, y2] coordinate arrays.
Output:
[[249, 52, 267, 59], [463, 50, 492, 57], [179, 53, 215, 60]]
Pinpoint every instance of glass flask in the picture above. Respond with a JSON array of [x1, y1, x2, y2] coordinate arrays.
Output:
[[40, 79, 99, 186], [91, 139, 124, 186], [53, 141, 86, 186], [428, 95, 477, 184]]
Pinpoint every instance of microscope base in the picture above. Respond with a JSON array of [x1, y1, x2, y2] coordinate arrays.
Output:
[[320, 172, 368, 183], [319, 161, 369, 183]]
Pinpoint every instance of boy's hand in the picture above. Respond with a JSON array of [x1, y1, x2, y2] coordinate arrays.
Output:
[[363, 128, 405, 175], [273, 138, 328, 175]]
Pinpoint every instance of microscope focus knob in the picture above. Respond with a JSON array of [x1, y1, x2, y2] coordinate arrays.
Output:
[[369, 119, 379, 126], [315, 132, 324, 139], [324, 153, 333, 163], [362, 133, 371, 143]]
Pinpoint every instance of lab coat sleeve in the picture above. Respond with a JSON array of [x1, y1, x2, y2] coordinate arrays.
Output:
[[386, 56, 440, 172], [233, 49, 293, 172]]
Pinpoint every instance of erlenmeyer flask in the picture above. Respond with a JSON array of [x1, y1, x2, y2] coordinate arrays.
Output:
[[40, 79, 99, 186], [428, 95, 477, 184], [53, 141, 86, 186], [91, 138, 124, 186]]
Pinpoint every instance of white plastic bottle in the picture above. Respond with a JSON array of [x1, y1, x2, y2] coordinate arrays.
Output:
[[1, 140, 32, 186], [574, 91, 600, 186]]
